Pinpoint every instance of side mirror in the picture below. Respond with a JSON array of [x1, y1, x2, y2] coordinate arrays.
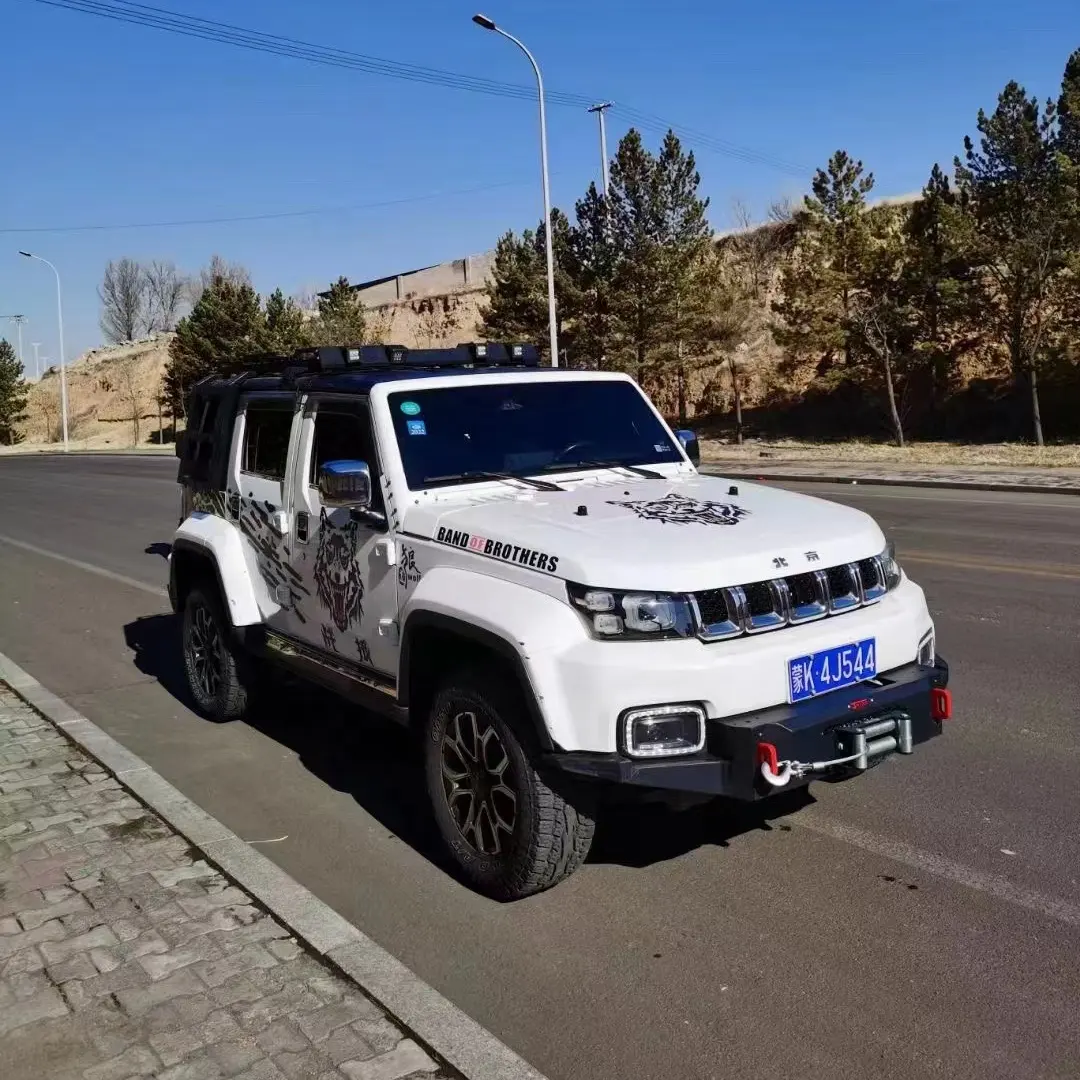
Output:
[[318, 459, 372, 509], [675, 429, 701, 466]]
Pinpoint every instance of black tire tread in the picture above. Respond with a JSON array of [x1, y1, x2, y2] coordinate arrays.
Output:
[[426, 668, 595, 901], [182, 586, 251, 722]]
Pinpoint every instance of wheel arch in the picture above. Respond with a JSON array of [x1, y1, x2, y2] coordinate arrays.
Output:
[[170, 517, 265, 627], [398, 610, 555, 752]]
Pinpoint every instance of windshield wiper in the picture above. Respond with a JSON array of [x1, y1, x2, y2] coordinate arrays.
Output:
[[541, 459, 665, 480], [421, 470, 564, 492]]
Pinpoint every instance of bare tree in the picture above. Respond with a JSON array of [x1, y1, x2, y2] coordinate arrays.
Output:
[[145, 261, 187, 332], [187, 255, 251, 306], [99, 259, 148, 343], [117, 357, 145, 447]]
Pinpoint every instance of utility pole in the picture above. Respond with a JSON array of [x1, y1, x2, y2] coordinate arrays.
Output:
[[1, 315, 25, 369], [587, 103, 613, 198], [30, 342, 41, 381]]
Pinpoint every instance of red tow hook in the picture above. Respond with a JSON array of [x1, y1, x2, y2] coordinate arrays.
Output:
[[757, 741, 792, 787], [931, 688, 953, 721], [757, 741, 780, 775]]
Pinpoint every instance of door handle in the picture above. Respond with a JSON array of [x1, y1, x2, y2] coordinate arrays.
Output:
[[296, 511, 309, 543]]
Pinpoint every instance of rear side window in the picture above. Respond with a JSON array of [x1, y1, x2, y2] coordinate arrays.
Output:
[[241, 404, 293, 480]]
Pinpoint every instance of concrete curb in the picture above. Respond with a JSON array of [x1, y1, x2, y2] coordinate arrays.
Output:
[[702, 466, 1080, 497], [0, 650, 546, 1080]]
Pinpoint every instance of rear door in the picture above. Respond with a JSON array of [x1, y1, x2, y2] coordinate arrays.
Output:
[[279, 393, 399, 681], [230, 393, 298, 617]]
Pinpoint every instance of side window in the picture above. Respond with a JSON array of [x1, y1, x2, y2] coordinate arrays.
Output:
[[241, 404, 293, 481], [309, 406, 383, 515]]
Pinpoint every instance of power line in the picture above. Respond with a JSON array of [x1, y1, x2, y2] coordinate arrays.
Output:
[[26, 0, 808, 177], [0, 177, 541, 234]]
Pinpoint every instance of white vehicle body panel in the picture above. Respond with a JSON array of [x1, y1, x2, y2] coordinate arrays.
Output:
[[173, 512, 268, 626]]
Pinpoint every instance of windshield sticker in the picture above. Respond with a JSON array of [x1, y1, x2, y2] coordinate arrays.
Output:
[[654, 443, 669, 453], [406, 419, 427, 436], [608, 492, 750, 527], [400, 401, 421, 416], [436, 526, 560, 574]]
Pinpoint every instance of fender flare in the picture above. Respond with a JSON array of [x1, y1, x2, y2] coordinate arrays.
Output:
[[398, 568, 585, 752], [170, 516, 267, 627]]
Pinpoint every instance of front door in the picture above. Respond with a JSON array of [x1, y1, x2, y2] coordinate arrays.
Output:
[[280, 394, 399, 680]]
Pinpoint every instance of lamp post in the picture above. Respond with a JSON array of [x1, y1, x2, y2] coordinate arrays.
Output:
[[18, 251, 69, 451], [472, 14, 559, 367]]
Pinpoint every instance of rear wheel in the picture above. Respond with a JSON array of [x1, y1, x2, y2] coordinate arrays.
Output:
[[424, 670, 595, 900], [182, 586, 252, 721]]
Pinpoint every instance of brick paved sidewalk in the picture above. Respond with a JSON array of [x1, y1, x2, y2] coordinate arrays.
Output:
[[0, 685, 448, 1080]]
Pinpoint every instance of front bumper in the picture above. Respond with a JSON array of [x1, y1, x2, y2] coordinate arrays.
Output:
[[546, 656, 949, 800]]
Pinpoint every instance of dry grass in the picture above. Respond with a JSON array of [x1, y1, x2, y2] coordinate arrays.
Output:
[[699, 438, 1080, 470]]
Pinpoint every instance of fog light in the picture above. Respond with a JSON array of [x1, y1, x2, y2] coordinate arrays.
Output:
[[918, 630, 935, 666], [621, 704, 706, 758]]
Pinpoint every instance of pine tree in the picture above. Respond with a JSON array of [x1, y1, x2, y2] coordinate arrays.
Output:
[[847, 212, 913, 446], [479, 229, 548, 346], [653, 132, 723, 420], [309, 277, 367, 346], [263, 289, 308, 353], [164, 276, 266, 418], [608, 130, 665, 372], [567, 182, 619, 369], [773, 150, 875, 379], [903, 164, 982, 429], [0, 339, 29, 445], [954, 81, 1077, 444], [1058, 47, 1080, 166]]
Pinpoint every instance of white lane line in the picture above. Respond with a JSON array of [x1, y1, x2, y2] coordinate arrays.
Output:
[[0, 534, 167, 598], [803, 817, 1080, 929]]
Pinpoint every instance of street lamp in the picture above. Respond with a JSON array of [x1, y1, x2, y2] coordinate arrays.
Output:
[[472, 13, 559, 367], [18, 251, 69, 451]]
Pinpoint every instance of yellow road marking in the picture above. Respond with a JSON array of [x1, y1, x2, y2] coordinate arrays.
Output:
[[903, 550, 1080, 581]]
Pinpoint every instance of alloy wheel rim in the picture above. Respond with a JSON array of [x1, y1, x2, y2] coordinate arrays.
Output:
[[189, 604, 224, 702], [441, 709, 517, 857]]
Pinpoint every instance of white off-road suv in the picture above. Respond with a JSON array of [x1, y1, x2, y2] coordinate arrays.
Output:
[[169, 343, 951, 900]]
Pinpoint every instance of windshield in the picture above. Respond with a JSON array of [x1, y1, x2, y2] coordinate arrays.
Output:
[[387, 379, 683, 489]]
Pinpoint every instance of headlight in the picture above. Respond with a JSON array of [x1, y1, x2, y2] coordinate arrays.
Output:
[[567, 583, 695, 640], [880, 540, 902, 591]]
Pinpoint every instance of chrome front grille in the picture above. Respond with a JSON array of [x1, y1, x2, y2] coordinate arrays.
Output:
[[692, 557, 888, 642]]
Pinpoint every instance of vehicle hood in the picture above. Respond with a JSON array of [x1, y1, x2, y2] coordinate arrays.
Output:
[[402, 473, 886, 592]]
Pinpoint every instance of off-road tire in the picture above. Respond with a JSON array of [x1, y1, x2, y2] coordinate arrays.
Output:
[[182, 586, 252, 722], [424, 669, 595, 901]]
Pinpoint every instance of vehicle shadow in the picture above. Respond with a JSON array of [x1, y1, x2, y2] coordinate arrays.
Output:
[[122, 612, 817, 880], [588, 788, 815, 868], [122, 612, 451, 873]]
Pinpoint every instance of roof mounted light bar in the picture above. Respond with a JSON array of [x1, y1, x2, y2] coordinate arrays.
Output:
[[289, 342, 539, 372]]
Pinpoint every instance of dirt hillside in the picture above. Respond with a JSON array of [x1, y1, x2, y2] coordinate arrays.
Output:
[[18, 335, 175, 450]]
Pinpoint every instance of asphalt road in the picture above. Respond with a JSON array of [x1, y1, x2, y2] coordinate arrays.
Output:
[[1, 454, 1078, 1080]]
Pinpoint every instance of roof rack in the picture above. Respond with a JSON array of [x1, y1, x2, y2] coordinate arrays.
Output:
[[280, 342, 540, 373]]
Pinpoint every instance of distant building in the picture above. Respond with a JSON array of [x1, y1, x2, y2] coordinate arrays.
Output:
[[322, 253, 496, 309]]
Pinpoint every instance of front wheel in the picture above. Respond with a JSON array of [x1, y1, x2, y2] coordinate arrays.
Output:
[[424, 671, 595, 901], [182, 587, 252, 722]]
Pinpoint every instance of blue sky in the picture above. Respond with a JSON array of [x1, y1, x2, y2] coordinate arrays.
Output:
[[2, 0, 1078, 364]]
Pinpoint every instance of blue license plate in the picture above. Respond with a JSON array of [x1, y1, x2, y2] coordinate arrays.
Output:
[[788, 639, 876, 702]]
